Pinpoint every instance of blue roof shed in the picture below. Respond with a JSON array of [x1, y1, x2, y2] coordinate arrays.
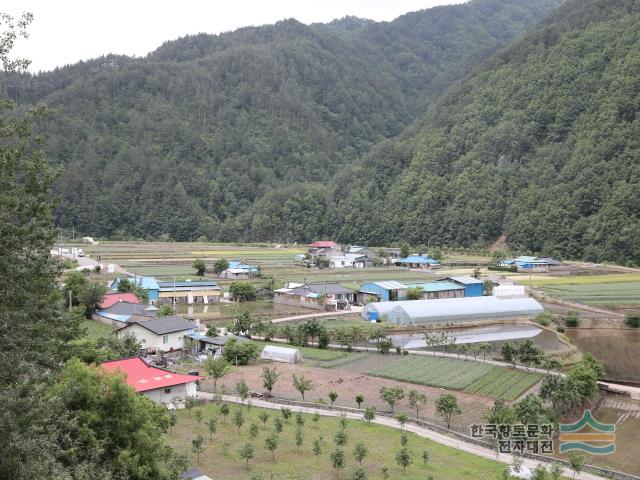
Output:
[[360, 281, 407, 301]]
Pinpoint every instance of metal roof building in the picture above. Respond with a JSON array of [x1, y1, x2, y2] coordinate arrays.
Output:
[[387, 296, 543, 325]]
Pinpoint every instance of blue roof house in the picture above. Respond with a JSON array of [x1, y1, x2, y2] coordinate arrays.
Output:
[[394, 255, 440, 269], [110, 276, 160, 302], [499, 256, 561, 271], [220, 261, 259, 279]]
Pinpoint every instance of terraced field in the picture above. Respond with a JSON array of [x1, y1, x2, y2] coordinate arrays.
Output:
[[333, 354, 541, 400], [463, 368, 541, 401]]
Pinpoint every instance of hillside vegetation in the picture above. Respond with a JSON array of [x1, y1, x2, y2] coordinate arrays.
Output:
[[327, 0, 640, 265], [6, 0, 561, 242]]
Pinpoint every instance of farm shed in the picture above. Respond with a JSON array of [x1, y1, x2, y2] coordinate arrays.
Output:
[[359, 281, 407, 302], [361, 301, 403, 321], [405, 281, 464, 300], [441, 276, 484, 297], [261, 345, 303, 364], [387, 296, 543, 325]]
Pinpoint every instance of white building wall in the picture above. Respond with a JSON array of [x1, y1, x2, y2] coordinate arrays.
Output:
[[142, 382, 198, 403], [116, 324, 191, 351]]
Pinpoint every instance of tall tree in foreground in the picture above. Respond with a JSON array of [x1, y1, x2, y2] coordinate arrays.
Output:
[[0, 13, 95, 479]]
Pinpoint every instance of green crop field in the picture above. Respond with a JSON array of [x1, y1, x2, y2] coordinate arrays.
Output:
[[464, 369, 541, 401], [336, 355, 541, 400], [540, 281, 640, 306], [364, 356, 494, 390], [167, 403, 508, 480]]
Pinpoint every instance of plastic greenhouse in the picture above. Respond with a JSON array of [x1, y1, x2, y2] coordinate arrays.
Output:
[[361, 301, 403, 321], [387, 296, 543, 325], [260, 345, 303, 364]]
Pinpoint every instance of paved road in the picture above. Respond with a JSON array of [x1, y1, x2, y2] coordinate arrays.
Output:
[[197, 392, 608, 480]]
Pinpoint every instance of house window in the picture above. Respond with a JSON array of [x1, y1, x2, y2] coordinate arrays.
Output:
[[163, 335, 169, 344], [164, 388, 171, 394]]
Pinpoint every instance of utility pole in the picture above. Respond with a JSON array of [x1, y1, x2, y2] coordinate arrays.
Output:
[[69, 290, 73, 310], [173, 276, 176, 309]]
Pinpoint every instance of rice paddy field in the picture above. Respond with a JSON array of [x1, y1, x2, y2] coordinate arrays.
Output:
[[77, 241, 474, 287], [332, 354, 541, 400]]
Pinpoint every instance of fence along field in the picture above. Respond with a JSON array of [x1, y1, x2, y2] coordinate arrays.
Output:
[[335, 355, 542, 400]]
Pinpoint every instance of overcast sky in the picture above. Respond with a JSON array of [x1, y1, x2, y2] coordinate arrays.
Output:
[[5, 0, 465, 72]]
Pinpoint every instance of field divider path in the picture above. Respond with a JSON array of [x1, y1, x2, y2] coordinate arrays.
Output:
[[198, 393, 612, 480]]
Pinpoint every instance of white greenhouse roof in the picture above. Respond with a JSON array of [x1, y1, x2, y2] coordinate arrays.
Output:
[[260, 345, 303, 364], [388, 296, 543, 325], [361, 301, 403, 319]]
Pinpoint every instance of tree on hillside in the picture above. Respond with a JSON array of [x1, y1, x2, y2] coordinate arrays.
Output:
[[50, 359, 173, 477], [77, 281, 108, 317], [330, 448, 345, 479], [395, 447, 412, 474], [191, 435, 204, 464], [157, 304, 175, 316], [400, 243, 411, 259], [405, 286, 423, 300], [436, 394, 461, 429], [408, 390, 427, 419], [213, 258, 229, 274], [192, 258, 206, 276], [260, 366, 280, 395], [229, 281, 257, 302], [292, 374, 314, 401], [501, 342, 518, 368], [204, 357, 231, 391], [379, 386, 405, 413]]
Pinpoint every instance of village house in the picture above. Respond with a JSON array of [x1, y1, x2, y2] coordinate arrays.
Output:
[[156, 279, 222, 304], [498, 256, 563, 272], [100, 357, 203, 404], [93, 301, 159, 327], [100, 291, 140, 309], [393, 254, 441, 269], [273, 282, 355, 310], [115, 315, 197, 352], [183, 332, 249, 357], [219, 260, 259, 279], [329, 253, 372, 269]]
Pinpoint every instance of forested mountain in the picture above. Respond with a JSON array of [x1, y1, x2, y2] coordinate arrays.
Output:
[[322, 0, 640, 265], [5, 0, 561, 241]]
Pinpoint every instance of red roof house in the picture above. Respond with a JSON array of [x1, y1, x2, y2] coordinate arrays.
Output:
[[100, 357, 204, 403], [306, 240, 338, 248], [100, 292, 140, 309]]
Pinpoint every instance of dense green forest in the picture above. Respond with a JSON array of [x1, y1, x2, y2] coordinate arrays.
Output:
[[325, 0, 640, 265], [6, 0, 560, 241]]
